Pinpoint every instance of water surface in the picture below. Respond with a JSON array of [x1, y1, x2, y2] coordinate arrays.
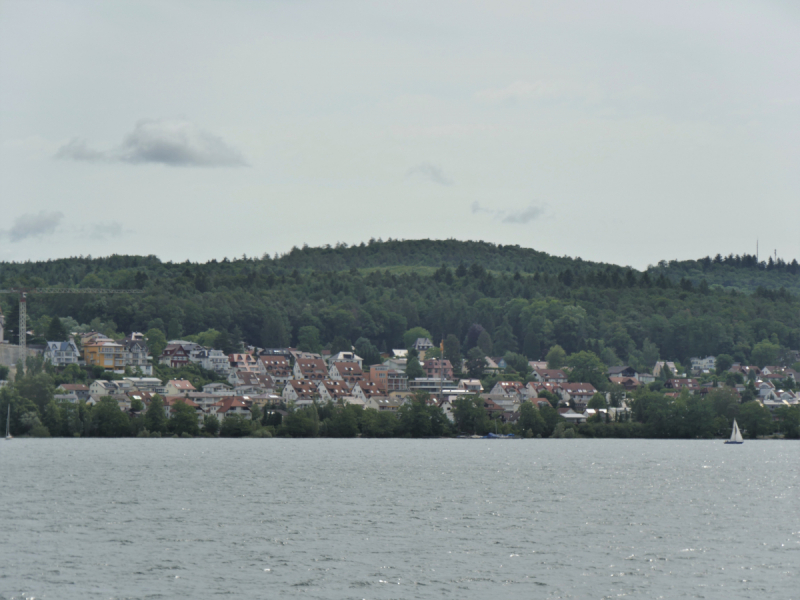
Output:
[[1, 439, 797, 599]]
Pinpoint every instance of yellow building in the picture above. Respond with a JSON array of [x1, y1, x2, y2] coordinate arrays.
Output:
[[83, 341, 126, 369]]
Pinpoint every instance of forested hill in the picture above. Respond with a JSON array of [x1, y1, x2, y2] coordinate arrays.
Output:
[[271, 239, 621, 275], [648, 253, 800, 295], [1, 239, 800, 372]]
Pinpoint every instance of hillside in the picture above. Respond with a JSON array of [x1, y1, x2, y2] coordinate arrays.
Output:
[[1, 240, 799, 371]]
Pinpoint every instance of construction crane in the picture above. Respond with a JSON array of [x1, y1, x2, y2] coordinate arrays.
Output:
[[0, 288, 144, 353]]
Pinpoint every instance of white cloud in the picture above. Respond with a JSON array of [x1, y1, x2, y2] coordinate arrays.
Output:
[[472, 201, 546, 224], [2, 211, 64, 242], [56, 119, 247, 167], [405, 162, 453, 185]]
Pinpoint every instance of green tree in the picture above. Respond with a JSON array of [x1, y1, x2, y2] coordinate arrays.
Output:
[[465, 347, 488, 379], [405, 354, 424, 380], [203, 414, 221, 436], [169, 400, 200, 436], [145, 394, 168, 434], [736, 401, 772, 439], [476, 330, 493, 355], [587, 392, 608, 410], [397, 392, 449, 437], [750, 340, 780, 368], [297, 326, 322, 353], [493, 317, 518, 355], [403, 327, 432, 349], [775, 405, 800, 439], [546, 345, 566, 369], [503, 352, 530, 376], [518, 401, 546, 437], [89, 396, 131, 437], [452, 395, 487, 434], [145, 328, 168, 360], [715, 354, 734, 375], [220, 414, 253, 437], [46, 316, 68, 341], [566, 350, 607, 390], [443, 334, 462, 374]]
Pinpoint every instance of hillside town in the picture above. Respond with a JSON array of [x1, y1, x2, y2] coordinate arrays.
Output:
[[4, 324, 800, 434]]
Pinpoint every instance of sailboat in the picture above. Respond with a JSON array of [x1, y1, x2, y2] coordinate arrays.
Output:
[[724, 418, 743, 444], [5, 405, 12, 440]]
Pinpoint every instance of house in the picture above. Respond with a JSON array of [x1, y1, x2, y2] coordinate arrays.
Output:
[[121, 333, 151, 374], [228, 353, 263, 374], [211, 397, 252, 421], [383, 357, 407, 372], [664, 379, 700, 394], [730, 364, 761, 379], [329, 351, 363, 369], [59, 383, 90, 401], [192, 348, 230, 376], [258, 355, 293, 383], [369, 364, 409, 392], [528, 360, 548, 371], [294, 357, 328, 381], [164, 379, 197, 396], [690, 356, 716, 373], [559, 408, 587, 424], [317, 379, 352, 402], [163, 396, 204, 423], [483, 357, 502, 374], [391, 349, 408, 358], [457, 379, 483, 393], [653, 361, 679, 377], [607, 366, 638, 379], [84, 340, 126, 370], [365, 396, 402, 412], [439, 398, 456, 421], [637, 372, 656, 384], [532, 368, 568, 383], [43, 340, 81, 367], [351, 381, 383, 402], [123, 377, 165, 393], [53, 392, 79, 403], [608, 376, 642, 392], [525, 381, 560, 399], [89, 380, 126, 397], [159, 343, 192, 368], [408, 378, 455, 396], [488, 381, 525, 398], [203, 382, 233, 395], [282, 380, 318, 405], [413, 337, 434, 351], [228, 371, 274, 393], [328, 361, 365, 387], [558, 383, 598, 411], [423, 359, 453, 380]]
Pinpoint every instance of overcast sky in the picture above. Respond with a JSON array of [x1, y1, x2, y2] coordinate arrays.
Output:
[[1, 0, 798, 269]]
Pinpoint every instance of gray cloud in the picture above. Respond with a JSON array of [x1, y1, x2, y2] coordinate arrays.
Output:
[[55, 139, 106, 161], [405, 162, 453, 185], [472, 201, 546, 224], [3, 211, 64, 242], [55, 119, 247, 167], [502, 204, 545, 224], [87, 221, 126, 239]]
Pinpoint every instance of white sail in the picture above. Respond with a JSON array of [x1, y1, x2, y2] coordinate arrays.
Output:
[[730, 419, 743, 443]]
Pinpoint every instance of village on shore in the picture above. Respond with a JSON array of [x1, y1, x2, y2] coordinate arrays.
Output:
[[4, 324, 799, 437]]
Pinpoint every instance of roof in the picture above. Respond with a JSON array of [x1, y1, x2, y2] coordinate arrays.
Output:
[[168, 379, 196, 391], [60, 383, 89, 391]]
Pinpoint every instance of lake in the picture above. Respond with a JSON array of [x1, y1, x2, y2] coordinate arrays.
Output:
[[1, 439, 797, 599]]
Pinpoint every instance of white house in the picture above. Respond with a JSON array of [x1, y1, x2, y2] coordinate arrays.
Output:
[[282, 380, 318, 405], [329, 351, 363, 369], [43, 340, 81, 367], [164, 379, 197, 396]]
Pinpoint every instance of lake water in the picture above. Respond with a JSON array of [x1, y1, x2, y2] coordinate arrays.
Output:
[[0, 439, 798, 599]]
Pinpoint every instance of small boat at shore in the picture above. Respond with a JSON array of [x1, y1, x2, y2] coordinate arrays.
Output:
[[724, 419, 743, 444]]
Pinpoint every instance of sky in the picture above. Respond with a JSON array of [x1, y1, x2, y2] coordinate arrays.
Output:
[[1, 0, 799, 269]]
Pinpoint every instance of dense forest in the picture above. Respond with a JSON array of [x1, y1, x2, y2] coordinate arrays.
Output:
[[2, 239, 800, 372]]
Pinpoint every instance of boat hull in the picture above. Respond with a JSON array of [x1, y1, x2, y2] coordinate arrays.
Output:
[[724, 441, 743, 444]]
